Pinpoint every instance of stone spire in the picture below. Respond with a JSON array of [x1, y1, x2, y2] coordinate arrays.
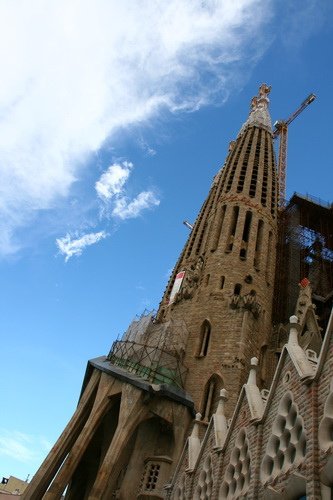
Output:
[[238, 83, 272, 137], [156, 84, 278, 413]]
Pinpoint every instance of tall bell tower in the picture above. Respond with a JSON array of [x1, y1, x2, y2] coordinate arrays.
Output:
[[23, 85, 278, 500], [157, 83, 278, 415]]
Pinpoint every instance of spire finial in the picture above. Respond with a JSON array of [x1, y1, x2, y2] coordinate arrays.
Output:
[[259, 83, 271, 99], [288, 315, 300, 345], [239, 84, 273, 136]]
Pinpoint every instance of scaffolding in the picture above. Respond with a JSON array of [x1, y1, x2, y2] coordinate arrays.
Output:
[[107, 311, 189, 389], [274, 193, 333, 332]]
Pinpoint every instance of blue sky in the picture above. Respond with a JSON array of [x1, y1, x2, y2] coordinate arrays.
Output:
[[0, 0, 332, 480]]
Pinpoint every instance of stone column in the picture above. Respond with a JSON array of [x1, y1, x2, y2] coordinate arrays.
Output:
[[22, 370, 101, 500]]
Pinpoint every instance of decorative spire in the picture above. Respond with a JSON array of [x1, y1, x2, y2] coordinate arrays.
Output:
[[188, 413, 202, 470], [213, 389, 228, 448], [238, 83, 272, 136], [288, 315, 300, 346]]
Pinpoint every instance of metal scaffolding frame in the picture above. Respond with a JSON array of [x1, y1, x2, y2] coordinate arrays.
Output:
[[107, 311, 189, 388], [273, 193, 333, 332]]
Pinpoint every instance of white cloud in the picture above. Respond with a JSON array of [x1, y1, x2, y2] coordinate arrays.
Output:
[[112, 191, 160, 220], [56, 231, 107, 261], [0, 429, 51, 463], [0, 0, 274, 254], [95, 161, 133, 201]]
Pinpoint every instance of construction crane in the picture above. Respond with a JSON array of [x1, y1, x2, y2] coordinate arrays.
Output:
[[273, 93, 316, 208]]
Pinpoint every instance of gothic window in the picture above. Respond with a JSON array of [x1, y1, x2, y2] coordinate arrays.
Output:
[[193, 454, 214, 500], [201, 375, 222, 421], [261, 391, 307, 484], [198, 320, 211, 358], [219, 428, 251, 499], [240, 211, 252, 260]]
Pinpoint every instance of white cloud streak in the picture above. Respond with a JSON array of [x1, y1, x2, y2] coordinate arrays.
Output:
[[112, 191, 160, 220], [0, 0, 274, 255], [56, 231, 107, 261], [0, 429, 51, 463]]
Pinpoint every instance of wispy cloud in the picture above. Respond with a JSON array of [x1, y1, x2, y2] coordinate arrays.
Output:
[[56, 158, 159, 261], [0, 429, 51, 463], [112, 191, 160, 220], [95, 161, 133, 201], [56, 231, 107, 261], [0, 0, 275, 255]]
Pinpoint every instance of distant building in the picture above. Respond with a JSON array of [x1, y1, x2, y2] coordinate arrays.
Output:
[[24, 85, 333, 499], [0, 476, 28, 497]]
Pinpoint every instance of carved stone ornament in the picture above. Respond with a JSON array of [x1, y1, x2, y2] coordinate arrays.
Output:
[[230, 290, 262, 318], [174, 256, 204, 303]]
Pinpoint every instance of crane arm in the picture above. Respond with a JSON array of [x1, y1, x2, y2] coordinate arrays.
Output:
[[273, 93, 316, 138], [273, 92, 316, 208], [285, 93, 316, 126]]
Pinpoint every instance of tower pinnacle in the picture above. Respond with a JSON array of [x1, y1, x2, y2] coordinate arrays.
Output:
[[239, 83, 272, 136]]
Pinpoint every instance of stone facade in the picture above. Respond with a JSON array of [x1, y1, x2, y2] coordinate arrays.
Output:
[[23, 86, 332, 499], [167, 310, 333, 499]]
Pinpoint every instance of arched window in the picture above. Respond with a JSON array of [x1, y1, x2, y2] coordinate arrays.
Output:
[[198, 320, 211, 357], [201, 375, 223, 421]]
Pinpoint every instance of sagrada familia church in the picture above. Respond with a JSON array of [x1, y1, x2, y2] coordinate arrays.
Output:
[[23, 85, 333, 499]]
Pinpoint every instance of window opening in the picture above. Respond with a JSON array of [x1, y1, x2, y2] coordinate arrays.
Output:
[[261, 134, 269, 206], [237, 129, 255, 193], [226, 134, 247, 193], [254, 220, 264, 270], [240, 211, 252, 259], [225, 206, 239, 252], [249, 129, 262, 198], [234, 284, 242, 295], [210, 204, 226, 252], [220, 276, 225, 289], [198, 321, 211, 357], [143, 463, 160, 491], [201, 375, 222, 421]]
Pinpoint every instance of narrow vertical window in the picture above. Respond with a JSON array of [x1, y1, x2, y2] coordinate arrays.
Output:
[[225, 206, 239, 252], [240, 211, 252, 259], [210, 205, 226, 252], [198, 320, 211, 357], [249, 129, 262, 198], [201, 375, 223, 421], [220, 276, 225, 289], [254, 220, 264, 270]]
